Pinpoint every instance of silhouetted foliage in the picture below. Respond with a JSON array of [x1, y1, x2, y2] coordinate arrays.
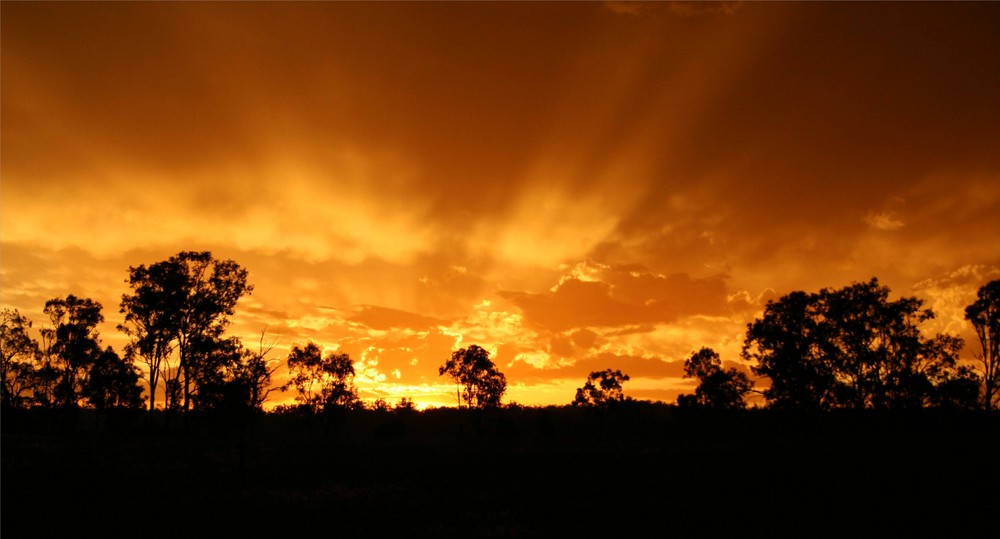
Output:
[[186, 330, 282, 413], [438, 344, 507, 408], [120, 251, 253, 411], [119, 257, 185, 411], [677, 347, 752, 410], [285, 342, 360, 412], [1, 309, 40, 409], [743, 278, 978, 410], [236, 329, 283, 411], [82, 346, 144, 410], [42, 295, 105, 408], [31, 296, 145, 411], [368, 398, 393, 412], [573, 369, 630, 408], [395, 396, 417, 412], [965, 279, 1000, 410], [188, 335, 246, 411]]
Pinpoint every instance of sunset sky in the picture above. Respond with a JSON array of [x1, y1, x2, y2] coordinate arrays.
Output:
[[3, 1, 999, 409]]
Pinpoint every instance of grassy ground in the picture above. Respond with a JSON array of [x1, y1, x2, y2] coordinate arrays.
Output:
[[3, 405, 997, 537]]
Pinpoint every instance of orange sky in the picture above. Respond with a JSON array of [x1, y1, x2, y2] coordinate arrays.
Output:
[[3, 1, 999, 409]]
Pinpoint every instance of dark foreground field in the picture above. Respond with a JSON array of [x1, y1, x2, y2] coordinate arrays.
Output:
[[3, 405, 997, 538]]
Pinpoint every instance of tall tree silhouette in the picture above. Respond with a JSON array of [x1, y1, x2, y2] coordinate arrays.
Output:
[[677, 347, 752, 410], [573, 369, 630, 408], [1, 308, 40, 409], [42, 295, 105, 408], [119, 257, 185, 411], [438, 345, 507, 409], [120, 251, 252, 411], [743, 278, 977, 410], [965, 279, 1000, 410]]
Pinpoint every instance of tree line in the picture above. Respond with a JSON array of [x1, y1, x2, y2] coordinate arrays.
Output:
[[678, 277, 998, 411], [2, 250, 998, 415]]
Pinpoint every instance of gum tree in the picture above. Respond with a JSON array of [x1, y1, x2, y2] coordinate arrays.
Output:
[[43, 295, 105, 408], [285, 342, 360, 412], [744, 278, 977, 410], [965, 279, 1000, 410], [1, 308, 40, 409], [120, 251, 253, 411], [573, 369, 630, 408], [677, 347, 752, 410], [438, 345, 507, 409]]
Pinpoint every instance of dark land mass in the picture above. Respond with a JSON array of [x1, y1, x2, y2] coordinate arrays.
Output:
[[3, 404, 997, 538]]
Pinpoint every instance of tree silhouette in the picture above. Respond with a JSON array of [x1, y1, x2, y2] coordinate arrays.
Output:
[[743, 278, 978, 410], [573, 369, 630, 408], [187, 335, 245, 411], [285, 342, 360, 412], [42, 295, 105, 408], [438, 345, 507, 409], [1, 309, 40, 409], [965, 279, 1000, 410], [36, 296, 144, 411], [741, 290, 832, 410], [82, 346, 144, 410], [395, 396, 417, 412], [236, 329, 282, 411], [120, 251, 253, 411], [185, 331, 279, 412], [677, 347, 752, 410], [119, 258, 185, 411]]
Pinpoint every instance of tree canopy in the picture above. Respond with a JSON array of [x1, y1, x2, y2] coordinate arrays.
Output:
[[42, 295, 107, 408], [678, 347, 752, 410], [573, 369, 630, 408], [285, 342, 361, 412], [1, 309, 40, 409], [82, 346, 144, 410], [120, 251, 253, 411], [438, 345, 507, 409], [742, 278, 979, 410]]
